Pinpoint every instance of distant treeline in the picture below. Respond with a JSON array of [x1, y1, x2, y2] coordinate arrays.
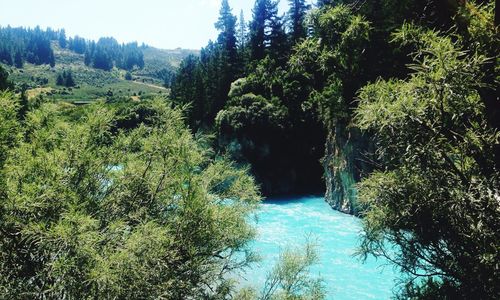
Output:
[[83, 37, 144, 71], [0, 26, 144, 71], [0, 26, 56, 68]]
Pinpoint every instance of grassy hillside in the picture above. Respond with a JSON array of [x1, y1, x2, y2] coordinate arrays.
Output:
[[2, 42, 197, 103], [131, 46, 198, 87]]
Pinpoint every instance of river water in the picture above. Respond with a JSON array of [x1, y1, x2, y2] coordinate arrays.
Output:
[[241, 196, 399, 299]]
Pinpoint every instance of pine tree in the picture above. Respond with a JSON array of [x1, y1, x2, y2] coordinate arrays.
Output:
[[18, 86, 29, 120], [237, 10, 247, 50], [0, 65, 9, 91], [206, 0, 240, 126], [68, 35, 87, 54], [249, 0, 268, 60], [56, 73, 64, 86], [84, 41, 95, 66], [58, 29, 67, 48], [65, 70, 75, 87], [171, 54, 206, 128], [93, 47, 113, 71], [0, 46, 13, 66], [288, 0, 310, 43], [249, 0, 282, 61], [14, 50, 23, 68], [49, 51, 55, 67], [84, 49, 91, 66], [215, 0, 238, 65], [268, 13, 289, 62]]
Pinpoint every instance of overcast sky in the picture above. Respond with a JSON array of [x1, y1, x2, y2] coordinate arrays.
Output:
[[0, 0, 313, 49]]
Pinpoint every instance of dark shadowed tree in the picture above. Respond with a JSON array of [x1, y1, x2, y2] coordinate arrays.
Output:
[[249, 0, 268, 60], [216, 0, 238, 64], [0, 65, 10, 91], [14, 50, 23, 68], [249, 0, 285, 61], [287, 0, 310, 43], [237, 9, 248, 50]]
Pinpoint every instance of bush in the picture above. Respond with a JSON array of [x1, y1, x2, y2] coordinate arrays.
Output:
[[0, 98, 261, 298]]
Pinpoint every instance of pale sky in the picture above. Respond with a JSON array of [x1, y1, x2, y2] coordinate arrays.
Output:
[[0, 0, 310, 49]]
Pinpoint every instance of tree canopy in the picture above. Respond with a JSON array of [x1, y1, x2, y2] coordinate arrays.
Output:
[[0, 96, 262, 298], [355, 4, 499, 297]]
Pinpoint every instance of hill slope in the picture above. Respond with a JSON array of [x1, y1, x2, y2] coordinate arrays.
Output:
[[3, 42, 197, 103]]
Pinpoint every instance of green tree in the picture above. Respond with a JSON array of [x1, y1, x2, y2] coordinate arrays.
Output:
[[0, 99, 261, 298], [249, 0, 268, 60], [237, 10, 248, 50], [215, 0, 238, 65], [56, 73, 64, 86], [285, 5, 372, 213], [121, 42, 145, 70], [287, 0, 310, 43], [68, 35, 87, 54], [249, 0, 281, 61], [0, 92, 20, 199], [355, 13, 499, 298], [18, 86, 29, 120], [0, 65, 10, 91], [235, 241, 325, 300], [173, 0, 243, 129], [84, 41, 95, 66], [214, 0, 239, 114], [0, 92, 19, 165], [58, 29, 67, 48], [170, 54, 207, 128], [65, 70, 75, 87], [49, 50, 55, 67], [14, 50, 23, 68], [260, 242, 325, 300], [268, 12, 288, 63], [92, 46, 113, 71]]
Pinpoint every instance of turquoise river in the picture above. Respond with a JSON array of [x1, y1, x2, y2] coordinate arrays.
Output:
[[241, 196, 400, 299]]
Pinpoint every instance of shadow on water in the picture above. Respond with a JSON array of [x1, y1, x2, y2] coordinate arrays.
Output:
[[263, 194, 325, 205]]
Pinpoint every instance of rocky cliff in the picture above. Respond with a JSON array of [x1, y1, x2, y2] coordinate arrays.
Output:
[[323, 122, 372, 215]]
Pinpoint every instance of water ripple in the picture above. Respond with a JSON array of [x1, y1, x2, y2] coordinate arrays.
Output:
[[243, 196, 398, 300]]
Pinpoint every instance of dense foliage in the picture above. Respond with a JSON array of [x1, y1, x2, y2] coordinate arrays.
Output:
[[0, 26, 56, 67], [355, 4, 499, 298], [172, 0, 438, 196], [56, 70, 76, 87], [84, 38, 145, 71], [1, 0, 498, 298], [0, 95, 264, 298], [0, 65, 11, 91], [172, 0, 499, 298], [172, 0, 328, 196]]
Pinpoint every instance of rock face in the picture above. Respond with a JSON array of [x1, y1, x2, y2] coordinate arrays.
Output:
[[323, 122, 372, 215]]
